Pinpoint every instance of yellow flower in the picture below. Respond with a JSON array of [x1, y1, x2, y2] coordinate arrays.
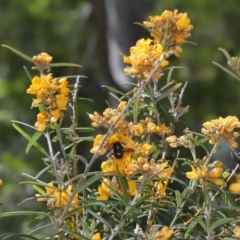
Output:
[[140, 143, 152, 156], [90, 135, 109, 156], [156, 226, 173, 240], [127, 179, 137, 196], [50, 108, 62, 123], [166, 135, 181, 148], [36, 182, 80, 211], [123, 38, 169, 81], [35, 112, 48, 132], [186, 165, 207, 180], [58, 77, 70, 95], [32, 52, 52, 69], [233, 224, 240, 238], [97, 179, 112, 200], [201, 116, 240, 148], [27, 73, 70, 131], [143, 10, 193, 56], [55, 94, 68, 110], [53, 185, 79, 210], [229, 175, 240, 194], [0, 179, 3, 186], [117, 101, 127, 112], [91, 233, 101, 240]]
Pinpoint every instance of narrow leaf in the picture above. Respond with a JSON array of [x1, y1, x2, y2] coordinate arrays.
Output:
[[102, 85, 125, 96], [73, 173, 103, 194], [1, 44, 32, 62], [12, 123, 48, 156], [116, 166, 130, 202], [175, 190, 182, 208], [26, 131, 43, 154], [2, 234, 39, 240], [88, 209, 112, 228], [33, 185, 46, 195], [213, 61, 240, 81], [0, 211, 47, 218], [157, 83, 183, 101], [218, 48, 232, 62], [55, 123, 63, 146], [167, 66, 175, 84], [133, 96, 140, 123], [184, 215, 204, 239], [49, 62, 81, 68], [209, 218, 234, 233]]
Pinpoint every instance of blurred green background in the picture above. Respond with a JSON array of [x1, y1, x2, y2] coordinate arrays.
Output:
[[1, 0, 240, 236]]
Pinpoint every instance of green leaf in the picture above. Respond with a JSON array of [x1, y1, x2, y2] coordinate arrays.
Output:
[[218, 48, 232, 62], [88, 209, 112, 228], [157, 83, 183, 101], [72, 136, 95, 142], [175, 190, 182, 208], [66, 154, 88, 165], [133, 96, 140, 123], [49, 62, 81, 68], [2, 234, 39, 240], [12, 123, 48, 156], [167, 66, 175, 84], [26, 131, 43, 154], [0, 211, 47, 218], [116, 166, 130, 202], [1, 44, 33, 62], [55, 123, 63, 146], [73, 173, 103, 194], [33, 184, 46, 195], [213, 61, 240, 81], [102, 85, 126, 96], [209, 218, 234, 233], [184, 215, 204, 239]]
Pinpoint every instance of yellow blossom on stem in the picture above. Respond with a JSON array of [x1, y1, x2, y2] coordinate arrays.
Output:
[[36, 182, 80, 211], [127, 179, 137, 196], [35, 112, 48, 132], [201, 116, 240, 148], [229, 174, 240, 194], [155, 226, 173, 240], [123, 38, 169, 81], [32, 52, 52, 70], [143, 10, 193, 56], [90, 135, 110, 156], [186, 165, 207, 180], [91, 232, 101, 240], [27, 72, 70, 132], [97, 179, 112, 200]]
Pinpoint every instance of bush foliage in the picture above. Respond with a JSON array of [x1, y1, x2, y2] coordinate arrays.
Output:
[[1, 9, 240, 240]]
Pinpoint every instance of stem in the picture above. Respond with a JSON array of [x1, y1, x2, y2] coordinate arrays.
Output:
[[71, 75, 81, 177]]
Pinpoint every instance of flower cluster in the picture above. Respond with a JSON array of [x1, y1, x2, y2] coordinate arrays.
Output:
[[32, 52, 52, 70], [97, 178, 137, 200], [186, 158, 225, 186], [201, 116, 240, 148], [143, 9, 194, 56], [123, 38, 169, 81], [36, 182, 80, 211], [89, 101, 173, 201], [27, 54, 70, 132]]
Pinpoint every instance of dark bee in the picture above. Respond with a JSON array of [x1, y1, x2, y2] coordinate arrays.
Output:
[[113, 142, 124, 159]]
